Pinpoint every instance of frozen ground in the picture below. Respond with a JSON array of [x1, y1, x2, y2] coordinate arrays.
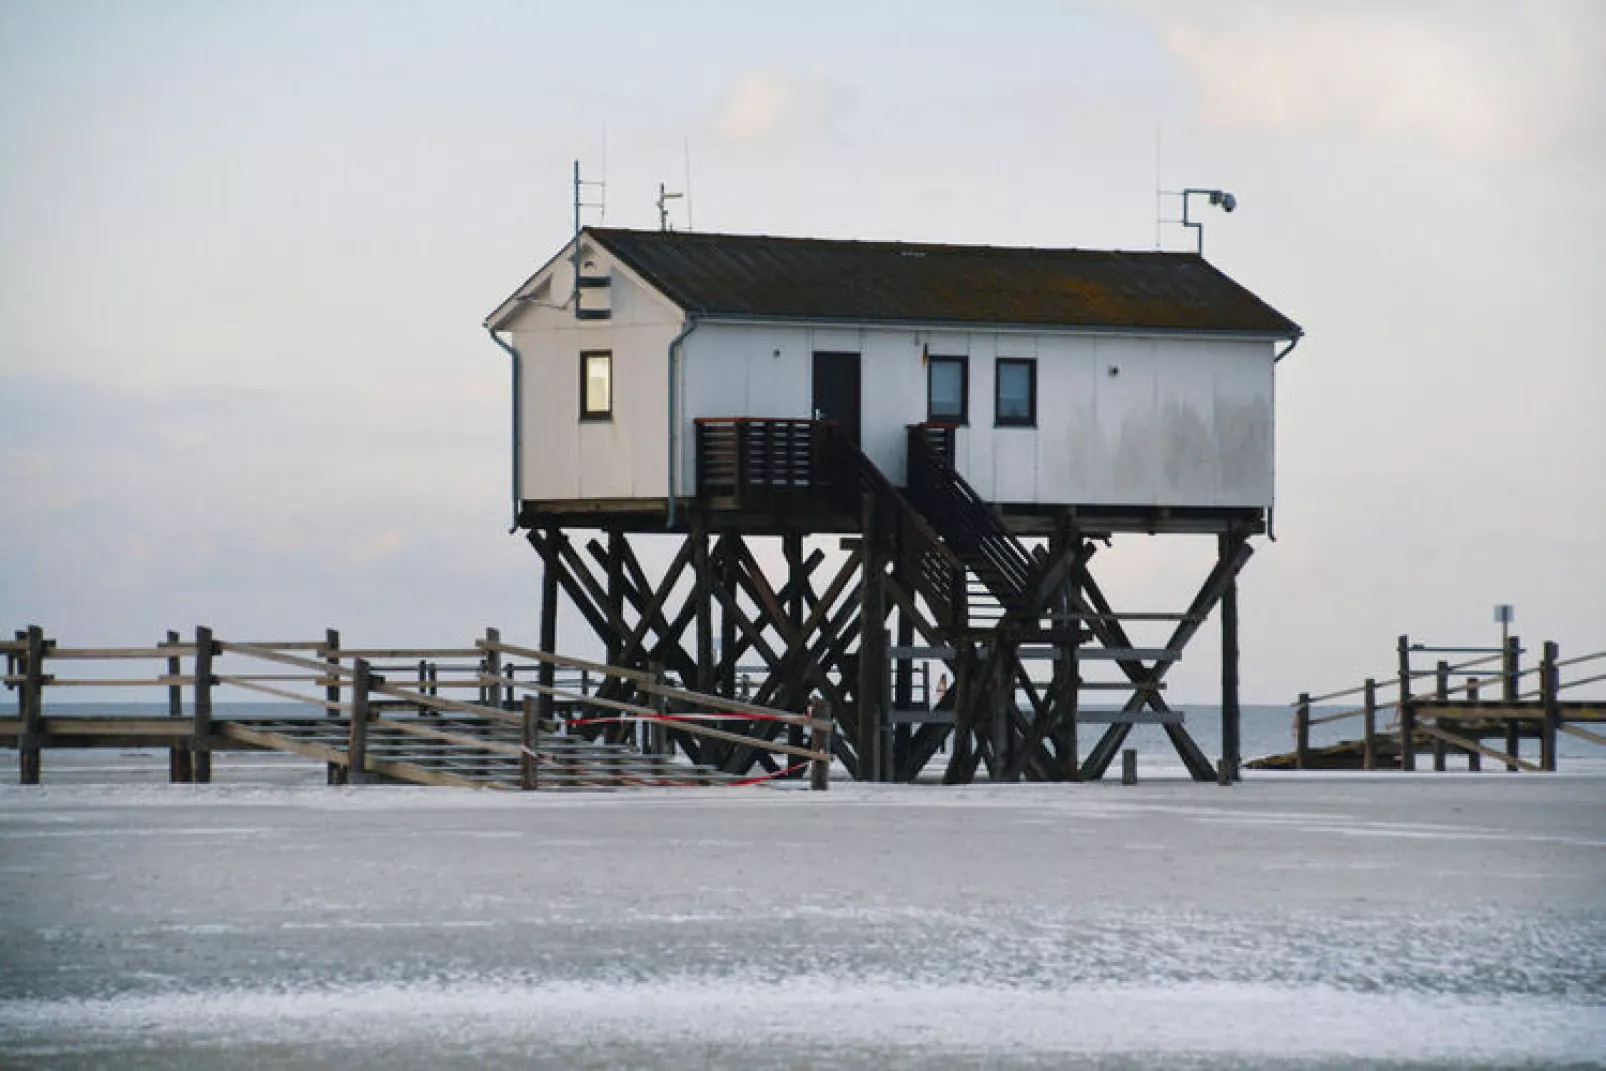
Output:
[[1, 753, 1603, 1069]]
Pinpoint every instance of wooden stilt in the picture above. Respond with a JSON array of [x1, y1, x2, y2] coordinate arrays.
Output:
[[347, 658, 372, 785], [1397, 635, 1416, 772], [1541, 641, 1559, 772], [192, 626, 214, 784], [1219, 532, 1242, 781], [19, 626, 44, 785], [1433, 661, 1449, 772], [166, 629, 192, 783], [1362, 678, 1377, 770]]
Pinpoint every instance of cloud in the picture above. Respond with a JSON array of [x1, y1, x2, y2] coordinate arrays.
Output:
[[713, 70, 857, 147], [1145, 0, 1606, 167]]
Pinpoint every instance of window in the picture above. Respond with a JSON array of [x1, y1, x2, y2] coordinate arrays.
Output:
[[995, 358, 1036, 427], [580, 350, 612, 420], [927, 356, 968, 424]]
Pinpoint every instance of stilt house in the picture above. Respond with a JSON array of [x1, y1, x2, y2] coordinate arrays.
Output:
[[485, 229, 1301, 783]]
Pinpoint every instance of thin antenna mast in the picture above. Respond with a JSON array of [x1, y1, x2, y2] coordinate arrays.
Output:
[[683, 138, 694, 231], [571, 158, 606, 311]]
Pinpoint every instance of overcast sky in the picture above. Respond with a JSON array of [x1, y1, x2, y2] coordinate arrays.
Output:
[[2, 0, 1602, 705]]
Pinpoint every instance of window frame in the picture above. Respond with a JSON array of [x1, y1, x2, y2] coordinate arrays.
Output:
[[579, 350, 613, 421], [926, 355, 969, 425], [994, 357, 1037, 428]]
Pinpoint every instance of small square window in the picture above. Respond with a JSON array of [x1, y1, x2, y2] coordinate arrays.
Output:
[[995, 358, 1036, 427], [927, 356, 968, 424], [580, 351, 612, 420]]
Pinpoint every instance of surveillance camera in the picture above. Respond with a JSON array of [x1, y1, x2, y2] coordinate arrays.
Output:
[[1220, 192, 1237, 212]]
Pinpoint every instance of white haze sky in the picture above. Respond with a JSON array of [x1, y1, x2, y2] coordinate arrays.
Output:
[[2, 0, 1603, 704]]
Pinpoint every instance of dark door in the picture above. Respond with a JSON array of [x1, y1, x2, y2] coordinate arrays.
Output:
[[812, 351, 861, 444]]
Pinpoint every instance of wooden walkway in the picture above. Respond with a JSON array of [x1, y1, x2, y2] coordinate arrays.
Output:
[[1, 626, 832, 791], [1251, 635, 1605, 772]]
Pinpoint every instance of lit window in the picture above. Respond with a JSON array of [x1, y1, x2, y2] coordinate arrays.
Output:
[[995, 358, 1036, 427], [581, 351, 612, 420], [927, 356, 968, 424]]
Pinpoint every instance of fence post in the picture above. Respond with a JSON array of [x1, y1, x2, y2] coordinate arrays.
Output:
[[1465, 679, 1482, 771], [323, 628, 341, 719], [347, 658, 372, 785], [1121, 748, 1138, 786], [810, 699, 832, 791], [648, 661, 668, 756], [416, 658, 429, 714], [1503, 635, 1521, 772], [1397, 635, 1416, 771], [166, 629, 192, 783], [521, 695, 539, 791], [19, 625, 45, 785], [1433, 660, 1449, 772], [190, 627, 214, 784], [1540, 641, 1559, 772], [1362, 678, 1377, 771], [1295, 692, 1310, 769], [483, 627, 501, 707]]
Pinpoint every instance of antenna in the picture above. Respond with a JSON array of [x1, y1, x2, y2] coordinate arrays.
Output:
[[656, 182, 685, 231], [571, 158, 607, 311], [683, 137, 694, 231]]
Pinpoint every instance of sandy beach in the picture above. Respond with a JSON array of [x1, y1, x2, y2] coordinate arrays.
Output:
[[1, 756, 1603, 1068]]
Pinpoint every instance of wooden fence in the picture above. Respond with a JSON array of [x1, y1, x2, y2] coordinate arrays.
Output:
[[1, 625, 832, 791], [1274, 635, 1606, 771]]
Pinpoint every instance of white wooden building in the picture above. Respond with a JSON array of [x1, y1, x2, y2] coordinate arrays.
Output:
[[484, 228, 1301, 531]]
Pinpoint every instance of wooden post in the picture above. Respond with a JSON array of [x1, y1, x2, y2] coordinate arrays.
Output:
[[347, 658, 372, 785], [416, 659, 429, 714], [1397, 635, 1416, 771], [693, 520, 714, 693], [1216, 757, 1232, 786], [811, 698, 832, 791], [1121, 748, 1138, 786], [192, 626, 214, 784], [858, 494, 885, 782], [1466, 679, 1482, 771], [18, 625, 44, 785], [1540, 641, 1559, 772], [1219, 532, 1242, 781], [483, 626, 502, 707], [322, 628, 341, 718], [520, 695, 539, 790], [1362, 678, 1377, 771], [538, 526, 559, 728], [1433, 660, 1449, 772], [1503, 635, 1521, 772], [991, 644, 1011, 781], [166, 629, 192, 783], [648, 661, 668, 756], [784, 533, 806, 763], [1295, 692, 1311, 770]]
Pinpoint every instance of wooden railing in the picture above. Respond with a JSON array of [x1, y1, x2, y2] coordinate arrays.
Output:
[[820, 427, 968, 631], [1287, 634, 1606, 772], [695, 418, 831, 500], [905, 425, 1037, 608], [1, 625, 833, 790]]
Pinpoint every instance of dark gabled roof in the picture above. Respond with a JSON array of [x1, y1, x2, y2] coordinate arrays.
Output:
[[589, 228, 1300, 337]]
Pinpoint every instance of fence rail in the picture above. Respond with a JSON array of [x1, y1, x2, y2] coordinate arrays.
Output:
[[1281, 634, 1605, 773], [3, 624, 833, 791]]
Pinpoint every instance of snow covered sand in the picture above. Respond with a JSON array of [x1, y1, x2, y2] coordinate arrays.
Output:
[[1, 761, 1603, 1068]]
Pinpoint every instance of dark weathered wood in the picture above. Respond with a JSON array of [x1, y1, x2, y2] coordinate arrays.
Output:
[[323, 628, 341, 719], [1121, 747, 1138, 786], [858, 494, 887, 781], [1362, 678, 1377, 771], [483, 627, 502, 708], [520, 696, 538, 790], [1397, 635, 1416, 772], [347, 658, 372, 785], [692, 520, 714, 692], [1296, 692, 1311, 770], [1465, 679, 1482, 771], [1433, 661, 1450, 772], [811, 698, 832, 791], [19, 626, 45, 784], [166, 629, 193, 783], [1503, 635, 1521, 772], [1541, 641, 1559, 772], [192, 626, 214, 784], [538, 526, 560, 727], [1219, 532, 1241, 780]]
